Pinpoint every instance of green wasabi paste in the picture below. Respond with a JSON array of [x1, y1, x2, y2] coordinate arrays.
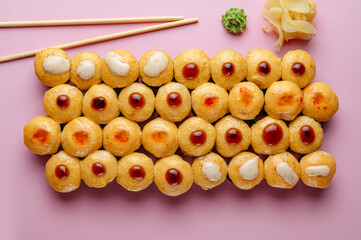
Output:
[[222, 8, 247, 34]]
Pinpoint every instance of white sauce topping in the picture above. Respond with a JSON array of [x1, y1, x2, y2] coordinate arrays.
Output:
[[42, 56, 70, 74], [143, 51, 168, 77], [201, 162, 222, 182], [105, 51, 130, 76], [76, 60, 95, 80], [276, 162, 298, 185], [239, 157, 259, 180], [305, 165, 330, 177]]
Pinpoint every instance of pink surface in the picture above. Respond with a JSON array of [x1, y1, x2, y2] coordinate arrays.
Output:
[[1, 0, 360, 239]]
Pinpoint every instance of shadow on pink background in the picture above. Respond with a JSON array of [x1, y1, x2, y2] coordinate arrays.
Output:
[[0, 0, 360, 239]]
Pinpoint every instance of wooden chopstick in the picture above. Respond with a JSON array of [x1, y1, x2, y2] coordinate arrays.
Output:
[[0, 16, 184, 28], [0, 18, 198, 63]]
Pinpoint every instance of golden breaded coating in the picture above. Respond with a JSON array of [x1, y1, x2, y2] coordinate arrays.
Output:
[[82, 84, 120, 124], [289, 116, 323, 154], [155, 82, 191, 122], [210, 49, 247, 90], [142, 118, 179, 158], [34, 48, 70, 87], [174, 49, 210, 89], [45, 151, 81, 193], [300, 151, 336, 189], [70, 52, 102, 90], [264, 81, 303, 121], [101, 49, 139, 88], [192, 152, 227, 190], [103, 117, 141, 157], [302, 82, 339, 122], [116, 152, 154, 192], [43, 84, 83, 124], [118, 83, 155, 122], [154, 155, 193, 196], [246, 49, 281, 89], [81, 150, 118, 188], [264, 152, 300, 189], [228, 81, 264, 120], [61, 117, 102, 157], [228, 152, 264, 190], [251, 116, 289, 155], [178, 117, 216, 156], [282, 50, 316, 89], [139, 50, 173, 87], [191, 83, 228, 123], [24, 116, 61, 155], [215, 115, 251, 158]]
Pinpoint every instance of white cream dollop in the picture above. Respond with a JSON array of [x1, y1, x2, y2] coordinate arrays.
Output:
[[276, 162, 298, 185], [42, 55, 70, 74], [143, 51, 168, 77], [201, 162, 222, 182], [105, 51, 130, 76], [239, 157, 259, 180], [305, 165, 330, 177], [76, 60, 95, 80]]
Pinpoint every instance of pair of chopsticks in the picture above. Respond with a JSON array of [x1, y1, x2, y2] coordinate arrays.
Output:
[[0, 16, 198, 63]]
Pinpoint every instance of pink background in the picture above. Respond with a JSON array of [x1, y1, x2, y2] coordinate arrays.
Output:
[[1, 0, 360, 239]]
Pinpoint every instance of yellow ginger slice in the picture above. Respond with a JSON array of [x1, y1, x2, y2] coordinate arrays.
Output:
[[263, 0, 317, 50]]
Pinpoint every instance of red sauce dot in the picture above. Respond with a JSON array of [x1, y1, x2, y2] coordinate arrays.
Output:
[[129, 93, 145, 109], [204, 95, 218, 106], [152, 131, 168, 142], [313, 92, 324, 105], [55, 164, 69, 179], [239, 87, 253, 106], [222, 62, 234, 76], [300, 125, 315, 145], [190, 130, 207, 145], [258, 61, 271, 75], [167, 92, 182, 107], [262, 123, 283, 146], [114, 130, 129, 143], [129, 165, 146, 180], [73, 131, 88, 145], [278, 94, 294, 106], [165, 168, 183, 186], [56, 95, 70, 109], [92, 162, 106, 176], [292, 63, 306, 76], [225, 128, 242, 145], [33, 129, 48, 144], [91, 97, 106, 111], [182, 63, 199, 80]]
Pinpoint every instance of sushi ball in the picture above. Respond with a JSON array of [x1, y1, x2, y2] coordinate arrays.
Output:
[[34, 48, 70, 87], [139, 50, 173, 87], [173, 49, 210, 89], [101, 49, 139, 88], [45, 151, 81, 193], [264, 152, 300, 189], [155, 82, 191, 122], [61, 117, 102, 158], [43, 84, 83, 123], [191, 83, 228, 123], [70, 52, 102, 90], [251, 116, 289, 155], [210, 49, 247, 90], [82, 84, 120, 124], [246, 49, 281, 89], [23, 116, 61, 155]]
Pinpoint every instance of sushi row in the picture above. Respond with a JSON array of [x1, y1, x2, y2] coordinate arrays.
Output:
[[36, 47, 315, 91], [24, 114, 324, 159], [45, 150, 335, 196]]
